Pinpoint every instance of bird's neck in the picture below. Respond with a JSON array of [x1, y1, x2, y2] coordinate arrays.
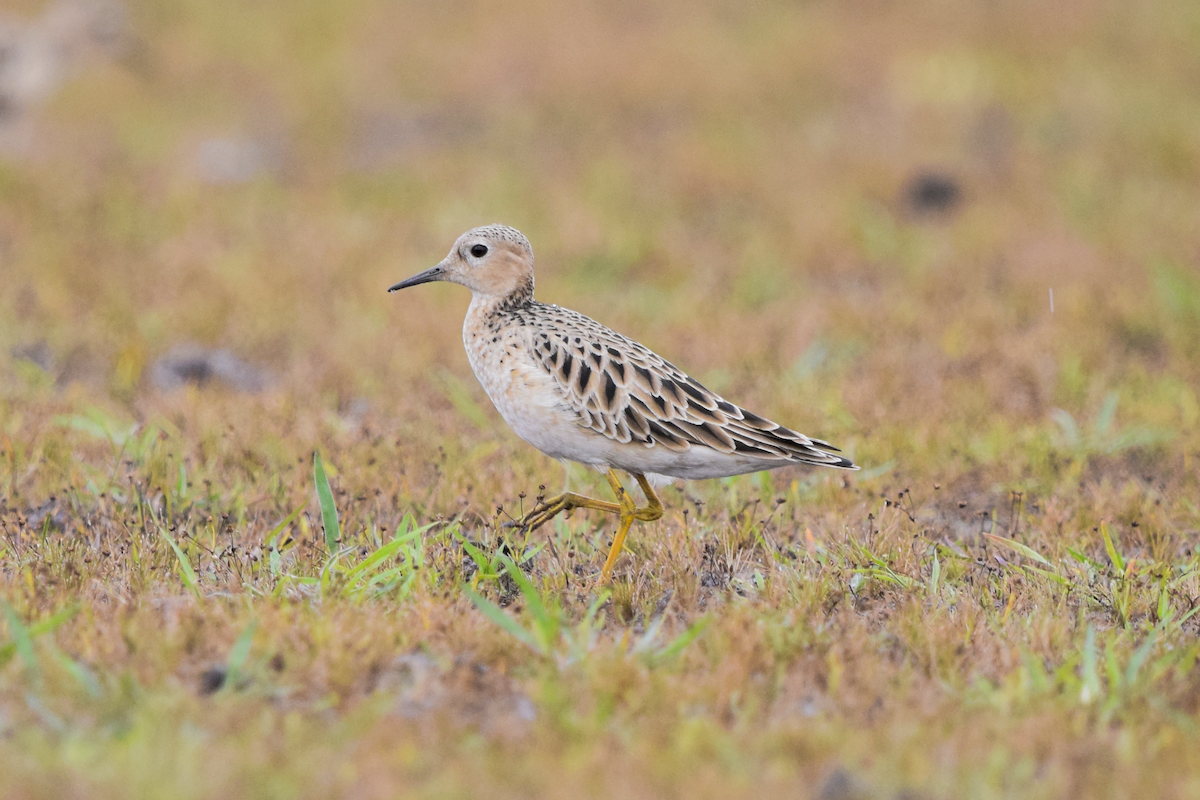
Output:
[[463, 281, 537, 367], [467, 274, 535, 319]]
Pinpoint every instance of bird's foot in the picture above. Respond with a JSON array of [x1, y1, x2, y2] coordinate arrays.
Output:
[[513, 491, 624, 533]]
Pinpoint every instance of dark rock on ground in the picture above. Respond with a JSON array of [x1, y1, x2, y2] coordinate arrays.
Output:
[[904, 171, 962, 216], [150, 345, 271, 393]]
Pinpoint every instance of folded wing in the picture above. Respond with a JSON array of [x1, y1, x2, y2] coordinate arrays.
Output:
[[527, 307, 856, 470]]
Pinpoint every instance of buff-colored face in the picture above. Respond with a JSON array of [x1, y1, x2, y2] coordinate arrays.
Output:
[[389, 225, 535, 299]]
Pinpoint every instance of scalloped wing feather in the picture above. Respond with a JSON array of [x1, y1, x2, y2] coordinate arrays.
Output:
[[527, 305, 855, 469]]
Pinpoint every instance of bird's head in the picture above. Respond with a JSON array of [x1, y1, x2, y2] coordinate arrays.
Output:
[[389, 225, 535, 300]]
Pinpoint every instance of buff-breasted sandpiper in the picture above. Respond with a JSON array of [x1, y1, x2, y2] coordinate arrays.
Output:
[[390, 225, 857, 580]]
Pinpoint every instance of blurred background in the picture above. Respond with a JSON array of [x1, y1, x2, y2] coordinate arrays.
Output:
[[2, 0, 1198, 499]]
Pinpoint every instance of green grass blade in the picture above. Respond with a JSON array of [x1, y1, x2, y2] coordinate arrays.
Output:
[[858, 544, 890, 570], [363, 565, 408, 588], [864, 567, 914, 588], [313, 451, 341, 551], [582, 589, 611, 631], [630, 614, 666, 656], [159, 526, 203, 601], [498, 553, 558, 650], [1019, 564, 1072, 586], [0, 604, 80, 669], [985, 533, 1053, 567], [1124, 631, 1157, 689], [341, 536, 408, 586], [30, 605, 79, 639], [341, 523, 431, 588], [1103, 638, 1122, 691], [1051, 408, 1081, 448], [223, 619, 259, 691], [51, 644, 104, 698], [1021, 650, 1051, 694], [645, 616, 710, 667], [456, 534, 498, 580], [1099, 523, 1125, 573], [497, 553, 550, 620], [0, 600, 39, 674], [1177, 604, 1200, 627], [265, 504, 306, 549], [464, 586, 546, 656], [1157, 577, 1171, 625], [1065, 546, 1104, 570], [319, 546, 355, 595]]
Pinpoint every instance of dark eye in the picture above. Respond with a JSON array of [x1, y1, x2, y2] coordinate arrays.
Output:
[[470, 244, 488, 258]]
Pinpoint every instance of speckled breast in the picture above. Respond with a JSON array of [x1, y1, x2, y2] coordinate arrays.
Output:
[[462, 298, 581, 460]]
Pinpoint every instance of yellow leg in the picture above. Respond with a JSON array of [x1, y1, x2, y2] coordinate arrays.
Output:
[[517, 469, 664, 581], [601, 513, 635, 578], [631, 473, 665, 521], [599, 471, 664, 581]]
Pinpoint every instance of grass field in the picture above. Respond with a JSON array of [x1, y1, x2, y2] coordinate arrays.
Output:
[[3, 0, 1200, 797]]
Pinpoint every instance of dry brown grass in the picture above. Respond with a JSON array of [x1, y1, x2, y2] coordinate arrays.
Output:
[[2, 0, 1200, 797]]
